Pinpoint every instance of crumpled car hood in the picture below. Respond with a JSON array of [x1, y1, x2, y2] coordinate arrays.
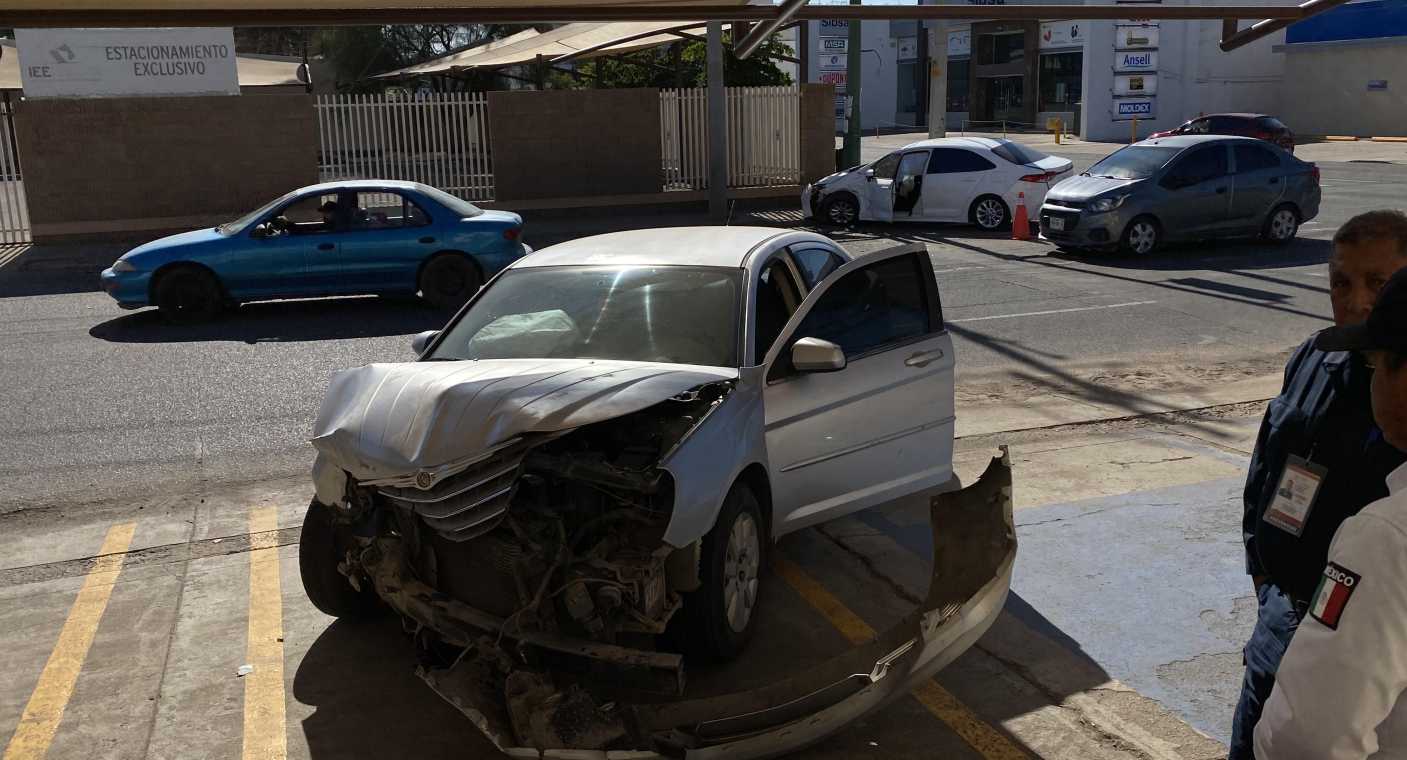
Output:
[[310, 358, 739, 481]]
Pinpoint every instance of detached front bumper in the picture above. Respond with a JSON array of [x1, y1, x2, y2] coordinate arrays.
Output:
[[801, 184, 818, 218], [1038, 204, 1128, 249], [372, 449, 1017, 759]]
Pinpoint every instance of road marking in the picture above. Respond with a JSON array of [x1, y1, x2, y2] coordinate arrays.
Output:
[[949, 300, 1157, 324], [932, 266, 986, 274], [242, 506, 286, 760], [4, 522, 136, 760], [774, 557, 1030, 760]]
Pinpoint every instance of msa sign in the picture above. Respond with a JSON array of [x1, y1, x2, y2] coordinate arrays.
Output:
[[15, 27, 239, 98], [819, 37, 847, 52], [1114, 50, 1158, 72]]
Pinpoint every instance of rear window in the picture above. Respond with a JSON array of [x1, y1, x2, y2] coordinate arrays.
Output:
[[990, 141, 1052, 166], [1085, 146, 1181, 180], [416, 184, 483, 218], [1257, 116, 1288, 131]]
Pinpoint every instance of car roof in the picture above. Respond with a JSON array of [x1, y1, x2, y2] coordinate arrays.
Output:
[[1137, 134, 1265, 148], [513, 226, 835, 269], [295, 179, 430, 194], [1195, 113, 1270, 119], [897, 136, 1009, 152]]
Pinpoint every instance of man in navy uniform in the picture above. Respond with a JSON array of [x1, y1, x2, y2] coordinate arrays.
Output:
[[1230, 210, 1407, 758]]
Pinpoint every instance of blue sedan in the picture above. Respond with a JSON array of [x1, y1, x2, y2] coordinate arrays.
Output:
[[100, 180, 530, 322]]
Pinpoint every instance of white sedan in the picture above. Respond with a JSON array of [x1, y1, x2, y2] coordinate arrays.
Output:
[[803, 137, 1075, 231], [300, 226, 1016, 757]]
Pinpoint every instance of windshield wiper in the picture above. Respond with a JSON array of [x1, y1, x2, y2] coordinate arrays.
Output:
[[420, 356, 464, 362]]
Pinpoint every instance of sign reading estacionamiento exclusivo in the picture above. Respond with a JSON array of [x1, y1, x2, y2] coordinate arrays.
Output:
[[15, 28, 240, 99]]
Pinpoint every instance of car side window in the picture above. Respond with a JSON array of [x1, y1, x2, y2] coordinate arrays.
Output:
[[872, 153, 902, 180], [754, 257, 805, 364], [348, 191, 432, 230], [1184, 119, 1210, 134], [1162, 146, 1229, 188], [270, 193, 340, 236], [788, 246, 845, 290], [1234, 144, 1281, 173], [928, 148, 997, 174], [787, 254, 932, 361], [1209, 116, 1243, 134]]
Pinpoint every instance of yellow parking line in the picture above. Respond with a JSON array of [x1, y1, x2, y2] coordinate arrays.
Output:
[[774, 556, 1030, 760], [4, 522, 136, 760], [242, 506, 287, 760]]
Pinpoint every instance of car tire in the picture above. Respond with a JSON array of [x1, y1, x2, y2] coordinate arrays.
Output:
[[153, 266, 224, 324], [299, 499, 381, 619], [1262, 204, 1299, 246], [820, 194, 860, 227], [678, 482, 765, 663], [419, 254, 482, 311], [1120, 216, 1161, 256], [970, 195, 1010, 232]]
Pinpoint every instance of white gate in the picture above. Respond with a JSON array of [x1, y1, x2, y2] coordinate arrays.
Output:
[[661, 85, 801, 191], [316, 93, 494, 202], [0, 95, 30, 245]]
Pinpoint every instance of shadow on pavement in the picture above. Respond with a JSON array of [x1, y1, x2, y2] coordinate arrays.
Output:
[[88, 296, 446, 344]]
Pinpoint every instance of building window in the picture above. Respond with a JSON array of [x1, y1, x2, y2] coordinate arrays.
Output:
[[1038, 51, 1082, 112], [897, 61, 920, 114], [947, 58, 970, 112], [977, 31, 1026, 65]]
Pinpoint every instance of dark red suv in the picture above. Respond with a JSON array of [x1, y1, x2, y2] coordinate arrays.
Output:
[[1151, 113, 1296, 152]]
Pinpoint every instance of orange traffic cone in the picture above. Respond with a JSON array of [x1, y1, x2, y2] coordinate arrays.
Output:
[[1012, 192, 1032, 241]]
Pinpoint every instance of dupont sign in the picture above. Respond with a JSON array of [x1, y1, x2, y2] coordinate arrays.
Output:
[[15, 27, 240, 99]]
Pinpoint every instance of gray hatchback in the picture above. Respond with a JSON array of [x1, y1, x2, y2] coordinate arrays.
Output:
[[1039, 135, 1320, 255]]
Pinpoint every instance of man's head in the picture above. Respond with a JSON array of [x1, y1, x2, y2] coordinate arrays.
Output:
[[318, 200, 339, 222], [1329, 210, 1407, 326], [1317, 268, 1407, 450]]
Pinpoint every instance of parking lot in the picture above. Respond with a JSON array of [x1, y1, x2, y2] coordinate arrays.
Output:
[[2, 133, 1405, 759]]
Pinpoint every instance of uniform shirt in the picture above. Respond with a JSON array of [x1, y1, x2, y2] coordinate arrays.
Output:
[[1244, 339, 1405, 604], [1255, 462, 1407, 759]]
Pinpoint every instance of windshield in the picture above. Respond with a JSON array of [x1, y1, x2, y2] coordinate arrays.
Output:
[[1084, 146, 1181, 179], [416, 184, 483, 218], [218, 190, 298, 235], [429, 266, 742, 367], [991, 141, 1051, 166]]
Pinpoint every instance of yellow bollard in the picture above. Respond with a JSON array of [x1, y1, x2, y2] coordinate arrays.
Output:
[[1057, 118, 1063, 145]]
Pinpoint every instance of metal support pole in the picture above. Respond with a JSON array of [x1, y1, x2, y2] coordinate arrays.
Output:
[[926, 20, 947, 138], [707, 21, 728, 221], [842, 7, 862, 168]]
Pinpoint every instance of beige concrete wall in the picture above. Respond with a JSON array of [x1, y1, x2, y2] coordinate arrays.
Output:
[[1280, 43, 1407, 137], [800, 83, 837, 183], [488, 89, 662, 202], [15, 94, 317, 241]]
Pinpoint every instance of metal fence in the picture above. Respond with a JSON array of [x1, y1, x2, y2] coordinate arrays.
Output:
[[0, 94, 30, 245], [662, 85, 801, 191], [315, 92, 494, 203]]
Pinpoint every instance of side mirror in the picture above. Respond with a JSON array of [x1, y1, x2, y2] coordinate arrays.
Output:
[[411, 330, 439, 355], [864, 168, 876, 181], [791, 337, 846, 373]]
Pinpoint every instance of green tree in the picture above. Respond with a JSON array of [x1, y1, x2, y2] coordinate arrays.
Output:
[[578, 32, 794, 89]]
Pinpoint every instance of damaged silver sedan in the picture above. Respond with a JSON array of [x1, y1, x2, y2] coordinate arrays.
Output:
[[301, 226, 1016, 757]]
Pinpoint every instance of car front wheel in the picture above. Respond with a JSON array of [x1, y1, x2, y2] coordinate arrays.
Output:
[[1121, 216, 1161, 256], [820, 195, 860, 227], [153, 266, 223, 324], [298, 499, 381, 619], [1263, 205, 1299, 245], [679, 482, 765, 663]]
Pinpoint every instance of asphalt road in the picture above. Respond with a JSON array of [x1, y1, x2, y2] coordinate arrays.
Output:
[[3, 149, 1399, 514]]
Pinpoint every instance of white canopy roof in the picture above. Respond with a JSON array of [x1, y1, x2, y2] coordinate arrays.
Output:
[[375, 21, 714, 78]]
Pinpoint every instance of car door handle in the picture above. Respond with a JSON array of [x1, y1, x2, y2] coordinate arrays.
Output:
[[317, 243, 335, 251], [419, 236, 436, 244], [905, 349, 945, 368]]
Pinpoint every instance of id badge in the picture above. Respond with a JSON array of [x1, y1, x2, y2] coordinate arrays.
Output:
[[1264, 455, 1327, 537]]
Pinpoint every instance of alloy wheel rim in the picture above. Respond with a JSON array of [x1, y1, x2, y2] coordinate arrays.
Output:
[[723, 511, 761, 633], [1272, 210, 1296, 239], [829, 201, 856, 225], [1130, 223, 1157, 254], [977, 200, 1005, 229]]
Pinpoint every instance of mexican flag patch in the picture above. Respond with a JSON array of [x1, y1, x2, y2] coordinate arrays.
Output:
[[1309, 562, 1361, 630]]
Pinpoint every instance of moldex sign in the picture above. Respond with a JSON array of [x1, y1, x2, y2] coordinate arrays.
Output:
[[1114, 50, 1158, 72], [15, 27, 239, 98], [1115, 98, 1155, 118]]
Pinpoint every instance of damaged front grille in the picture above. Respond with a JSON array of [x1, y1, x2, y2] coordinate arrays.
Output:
[[377, 439, 532, 541]]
